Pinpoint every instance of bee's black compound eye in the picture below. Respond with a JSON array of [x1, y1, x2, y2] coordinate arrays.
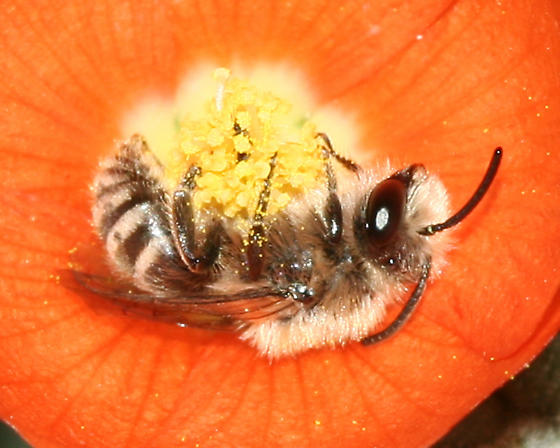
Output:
[[364, 178, 407, 247]]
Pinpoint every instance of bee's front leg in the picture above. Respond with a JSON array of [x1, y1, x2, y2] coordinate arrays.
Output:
[[320, 192, 343, 244], [171, 166, 223, 274], [316, 132, 360, 245]]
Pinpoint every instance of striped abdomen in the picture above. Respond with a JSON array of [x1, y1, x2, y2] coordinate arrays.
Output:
[[92, 136, 197, 293]]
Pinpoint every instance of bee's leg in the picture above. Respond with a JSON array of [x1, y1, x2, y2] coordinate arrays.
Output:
[[319, 155, 344, 244], [232, 120, 252, 162], [360, 259, 431, 345], [314, 133, 351, 244], [171, 166, 223, 274], [246, 153, 278, 281], [315, 132, 361, 243], [316, 132, 361, 173]]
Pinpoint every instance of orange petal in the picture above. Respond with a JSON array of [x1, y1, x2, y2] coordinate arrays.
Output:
[[0, 1, 559, 447]]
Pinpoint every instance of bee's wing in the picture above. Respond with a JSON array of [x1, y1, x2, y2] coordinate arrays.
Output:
[[68, 270, 297, 330]]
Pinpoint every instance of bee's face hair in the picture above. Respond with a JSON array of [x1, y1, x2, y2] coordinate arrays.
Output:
[[353, 163, 450, 282]]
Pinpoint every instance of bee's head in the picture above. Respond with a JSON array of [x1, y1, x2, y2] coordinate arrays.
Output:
[[354, 149, 502, 279]]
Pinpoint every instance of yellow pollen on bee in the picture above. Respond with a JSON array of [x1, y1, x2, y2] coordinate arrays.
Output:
[[166, 68, 325, 228]]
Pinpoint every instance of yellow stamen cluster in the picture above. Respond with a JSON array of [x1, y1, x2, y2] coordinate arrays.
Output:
[[167, 68, 325, 226]]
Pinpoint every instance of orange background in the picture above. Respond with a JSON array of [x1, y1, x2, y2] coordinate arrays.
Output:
[[0, 1, 559, 447]]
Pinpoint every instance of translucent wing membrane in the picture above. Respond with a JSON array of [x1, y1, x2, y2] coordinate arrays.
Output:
[[68, 270, 296, 329]]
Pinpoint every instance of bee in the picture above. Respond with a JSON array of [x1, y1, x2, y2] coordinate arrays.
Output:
[[78, 133, 502, 358]]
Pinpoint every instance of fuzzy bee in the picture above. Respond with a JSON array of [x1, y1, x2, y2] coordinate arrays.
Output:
[[79, 133, 502, 358]]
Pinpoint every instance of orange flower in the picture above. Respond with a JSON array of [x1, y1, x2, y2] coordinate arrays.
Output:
[[1, 1, 559, 447]]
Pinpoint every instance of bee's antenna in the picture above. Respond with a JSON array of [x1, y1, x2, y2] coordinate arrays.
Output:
[[361, 259, 431, 345], [419, 148, 503, 236]]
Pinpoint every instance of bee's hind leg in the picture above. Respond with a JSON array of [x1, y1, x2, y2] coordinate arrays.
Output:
[[171, 166, 223, 274]]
